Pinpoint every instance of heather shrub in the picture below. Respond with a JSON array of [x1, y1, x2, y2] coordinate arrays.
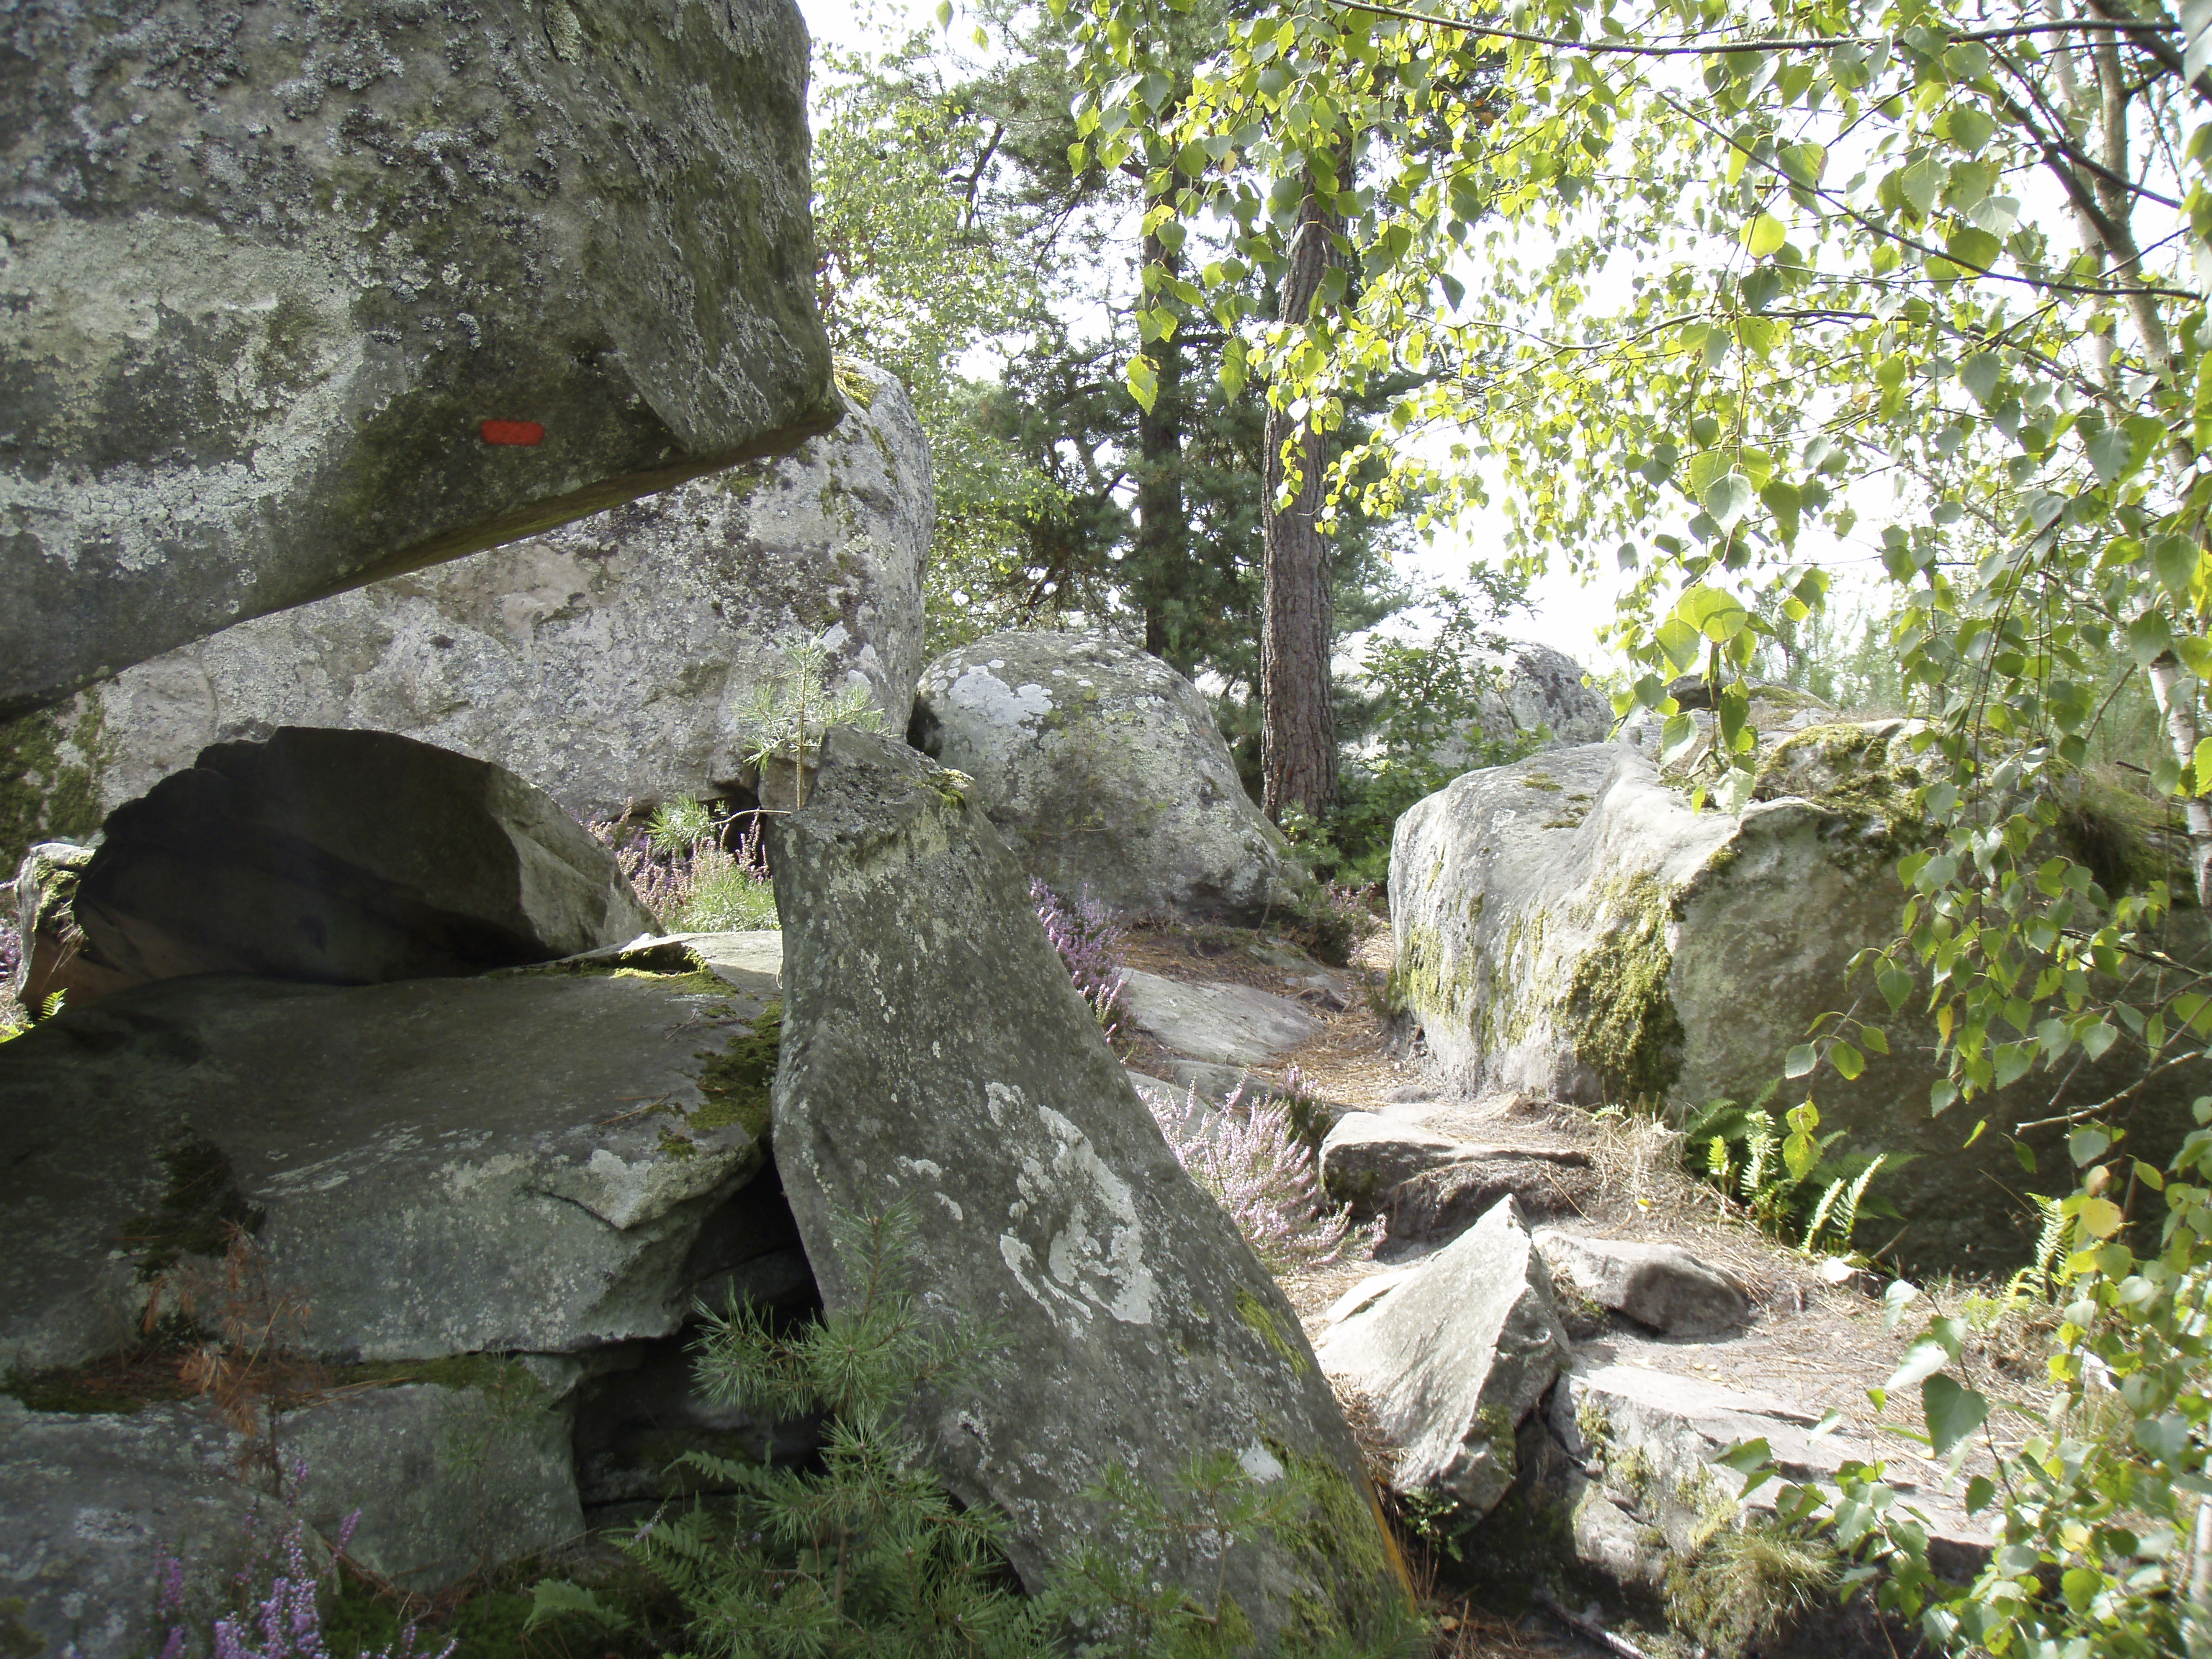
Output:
[[153, 1501, 454, 1659], [1143, 1072, 1358, 1274], [1031, 878, 1128, 1036], [587, 801, 777, 933]]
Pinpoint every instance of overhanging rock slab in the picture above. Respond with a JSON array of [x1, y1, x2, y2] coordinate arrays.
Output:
[[768, 728, 1405, 1649]]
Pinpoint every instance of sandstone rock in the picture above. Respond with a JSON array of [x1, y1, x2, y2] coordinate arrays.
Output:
[[768, 727, 1403, 1646], [909, 631, 1298, 921], [1533, 1231, 1749, 1338], [71, 728, 655, 994], [0, 1395, 255, 1659], [1455, 639, 1614, 755], [1315, 1197, 1570, 1516], [9, 842, 136, 1016], [3, 0, 840, 717], [1119, 968, 1318, 1069], [1318, 1113, 1468, 1211], [1377, 1150, 1598, 1247], [1550, 1359, 1986, 1573], [89, 364, 930, 825], [0, 956, 783, 1371], [1389, 729, 2208, 1266], [285, 1374, 585, 1591]]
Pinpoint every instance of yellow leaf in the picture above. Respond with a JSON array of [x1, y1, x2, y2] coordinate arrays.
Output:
[[2077, 1197, 2125, 1239], [1745, 212, 1786, 258]]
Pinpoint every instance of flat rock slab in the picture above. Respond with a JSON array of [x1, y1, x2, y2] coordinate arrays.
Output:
[[4, 0, 838, 716], [1534, 1231, 1748, 1337], [1319, 1113, 1470, 1210], [1377, 1150, 1598, 1247], [1316, 1198, 1570, 1516], [768, 729, 1404, 1650], [0, 962, 776, 1370], [1120, 968, 1318, 1068], [73, 728, 657, 994], [1551, 1359, 1987, 1570], [286, 1375, 583, 1591]]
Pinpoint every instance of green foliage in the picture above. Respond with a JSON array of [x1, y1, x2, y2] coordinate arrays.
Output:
[[1663, 1516, 1840, 1659], [735, 637, 887, 804], [648, 797, 716, 857], [1685, 1084, 1896, 1256], [536, 1203, 1044, 1658]]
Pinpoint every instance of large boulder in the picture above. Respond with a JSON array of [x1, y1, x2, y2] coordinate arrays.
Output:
[[1314, 1197, 1570, 1516], [767, 727, 1405, 1647], [1465, 640, 1614, 752], [1390, 727, 2209, 1267], [0, 956, 782, 1370], [0, 937, 803, 1650], [67, 728, 655, 994], [909, 631, 1299, 922], [1532, 1231, 1748, 1338], [86, 364, 931, 825], [3, 0, 840, 719]]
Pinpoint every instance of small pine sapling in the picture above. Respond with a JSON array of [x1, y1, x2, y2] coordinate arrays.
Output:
[[531, 1205, 1045, 1658]]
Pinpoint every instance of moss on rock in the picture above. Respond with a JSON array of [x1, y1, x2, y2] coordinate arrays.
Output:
[[691, 1002, 781, 1138], [0, 696, 112, 873], [1560, 874, 1686, 1100]]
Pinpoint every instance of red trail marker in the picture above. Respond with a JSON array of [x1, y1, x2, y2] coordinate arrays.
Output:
[[479, 419, 545, 446]]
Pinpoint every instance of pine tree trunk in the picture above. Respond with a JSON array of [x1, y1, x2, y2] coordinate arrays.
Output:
[[1261, 173, 1339, 822], [1135, 225, 1187, 665]]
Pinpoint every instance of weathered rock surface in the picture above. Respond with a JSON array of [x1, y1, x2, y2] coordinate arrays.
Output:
[[768, 727, 1403, 1646], [4, 0, 840, 717], [1315, 1198, 1570, 1515], [1534, 1231, 1748, 1338], [909, 631, 1299, 921], [1441, 639, 1612, 759], [1376, 1149, 1598, 1247], [0, 1395, 256, 1659], [1549, 1359, 1986, 1574], [89, 365, 930, 824], [1390, 727, 2208, 1266], [0, 960, 782, 1371], [1119, 968, 1318, 1069], [288, 1375, 584, 1591], [0, 1374, 591, 1656], [9, 841, 137, 1015], [70, 728, 655, 994], [1319, 1113, 1469, 1210]]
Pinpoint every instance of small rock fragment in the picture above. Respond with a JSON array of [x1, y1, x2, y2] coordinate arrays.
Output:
[[1533, 1230, 1750, 1337]]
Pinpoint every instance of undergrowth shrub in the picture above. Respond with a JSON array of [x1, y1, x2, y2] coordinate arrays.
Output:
[[1033, 878, 1129, 1037], [1146, 1075, 1359, 1273], [589, 801, 777, 933], [1681, 1082, 1897, 1256]]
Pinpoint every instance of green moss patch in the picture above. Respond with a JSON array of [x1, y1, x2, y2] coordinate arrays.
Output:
[[1233, 1285, 1310, 1375], [1560, 874, 1686, 1101], [122, 1136, 266, 1279], [0, 695, 113, 873], [691, 1002, 781, 1138]]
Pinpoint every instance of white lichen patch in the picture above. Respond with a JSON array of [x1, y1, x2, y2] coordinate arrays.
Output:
[[988, 1084, 1157, 1331]]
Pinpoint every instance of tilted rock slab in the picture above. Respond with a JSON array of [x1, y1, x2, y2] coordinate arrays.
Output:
[[87, 364, 931, 825], [909, 631, 1298, 922], [1533, 1230, 1748, 1338], [1390, 727, 2209, 1267], [2, 0, 840, 717], [1429, 639, 1613, 768], [71, 728, 656, 994], [0, 963, 780, 1371], [1118, 968, 1318, 1069], [768, 727, 1404, 1647], [1314, 1197, 1569, 1516]]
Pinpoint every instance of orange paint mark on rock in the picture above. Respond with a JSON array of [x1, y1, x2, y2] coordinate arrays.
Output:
[[479, 419, 545, 446]]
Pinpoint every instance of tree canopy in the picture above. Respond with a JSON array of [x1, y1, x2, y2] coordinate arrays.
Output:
[[1039, 0, 2212, 1646]]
